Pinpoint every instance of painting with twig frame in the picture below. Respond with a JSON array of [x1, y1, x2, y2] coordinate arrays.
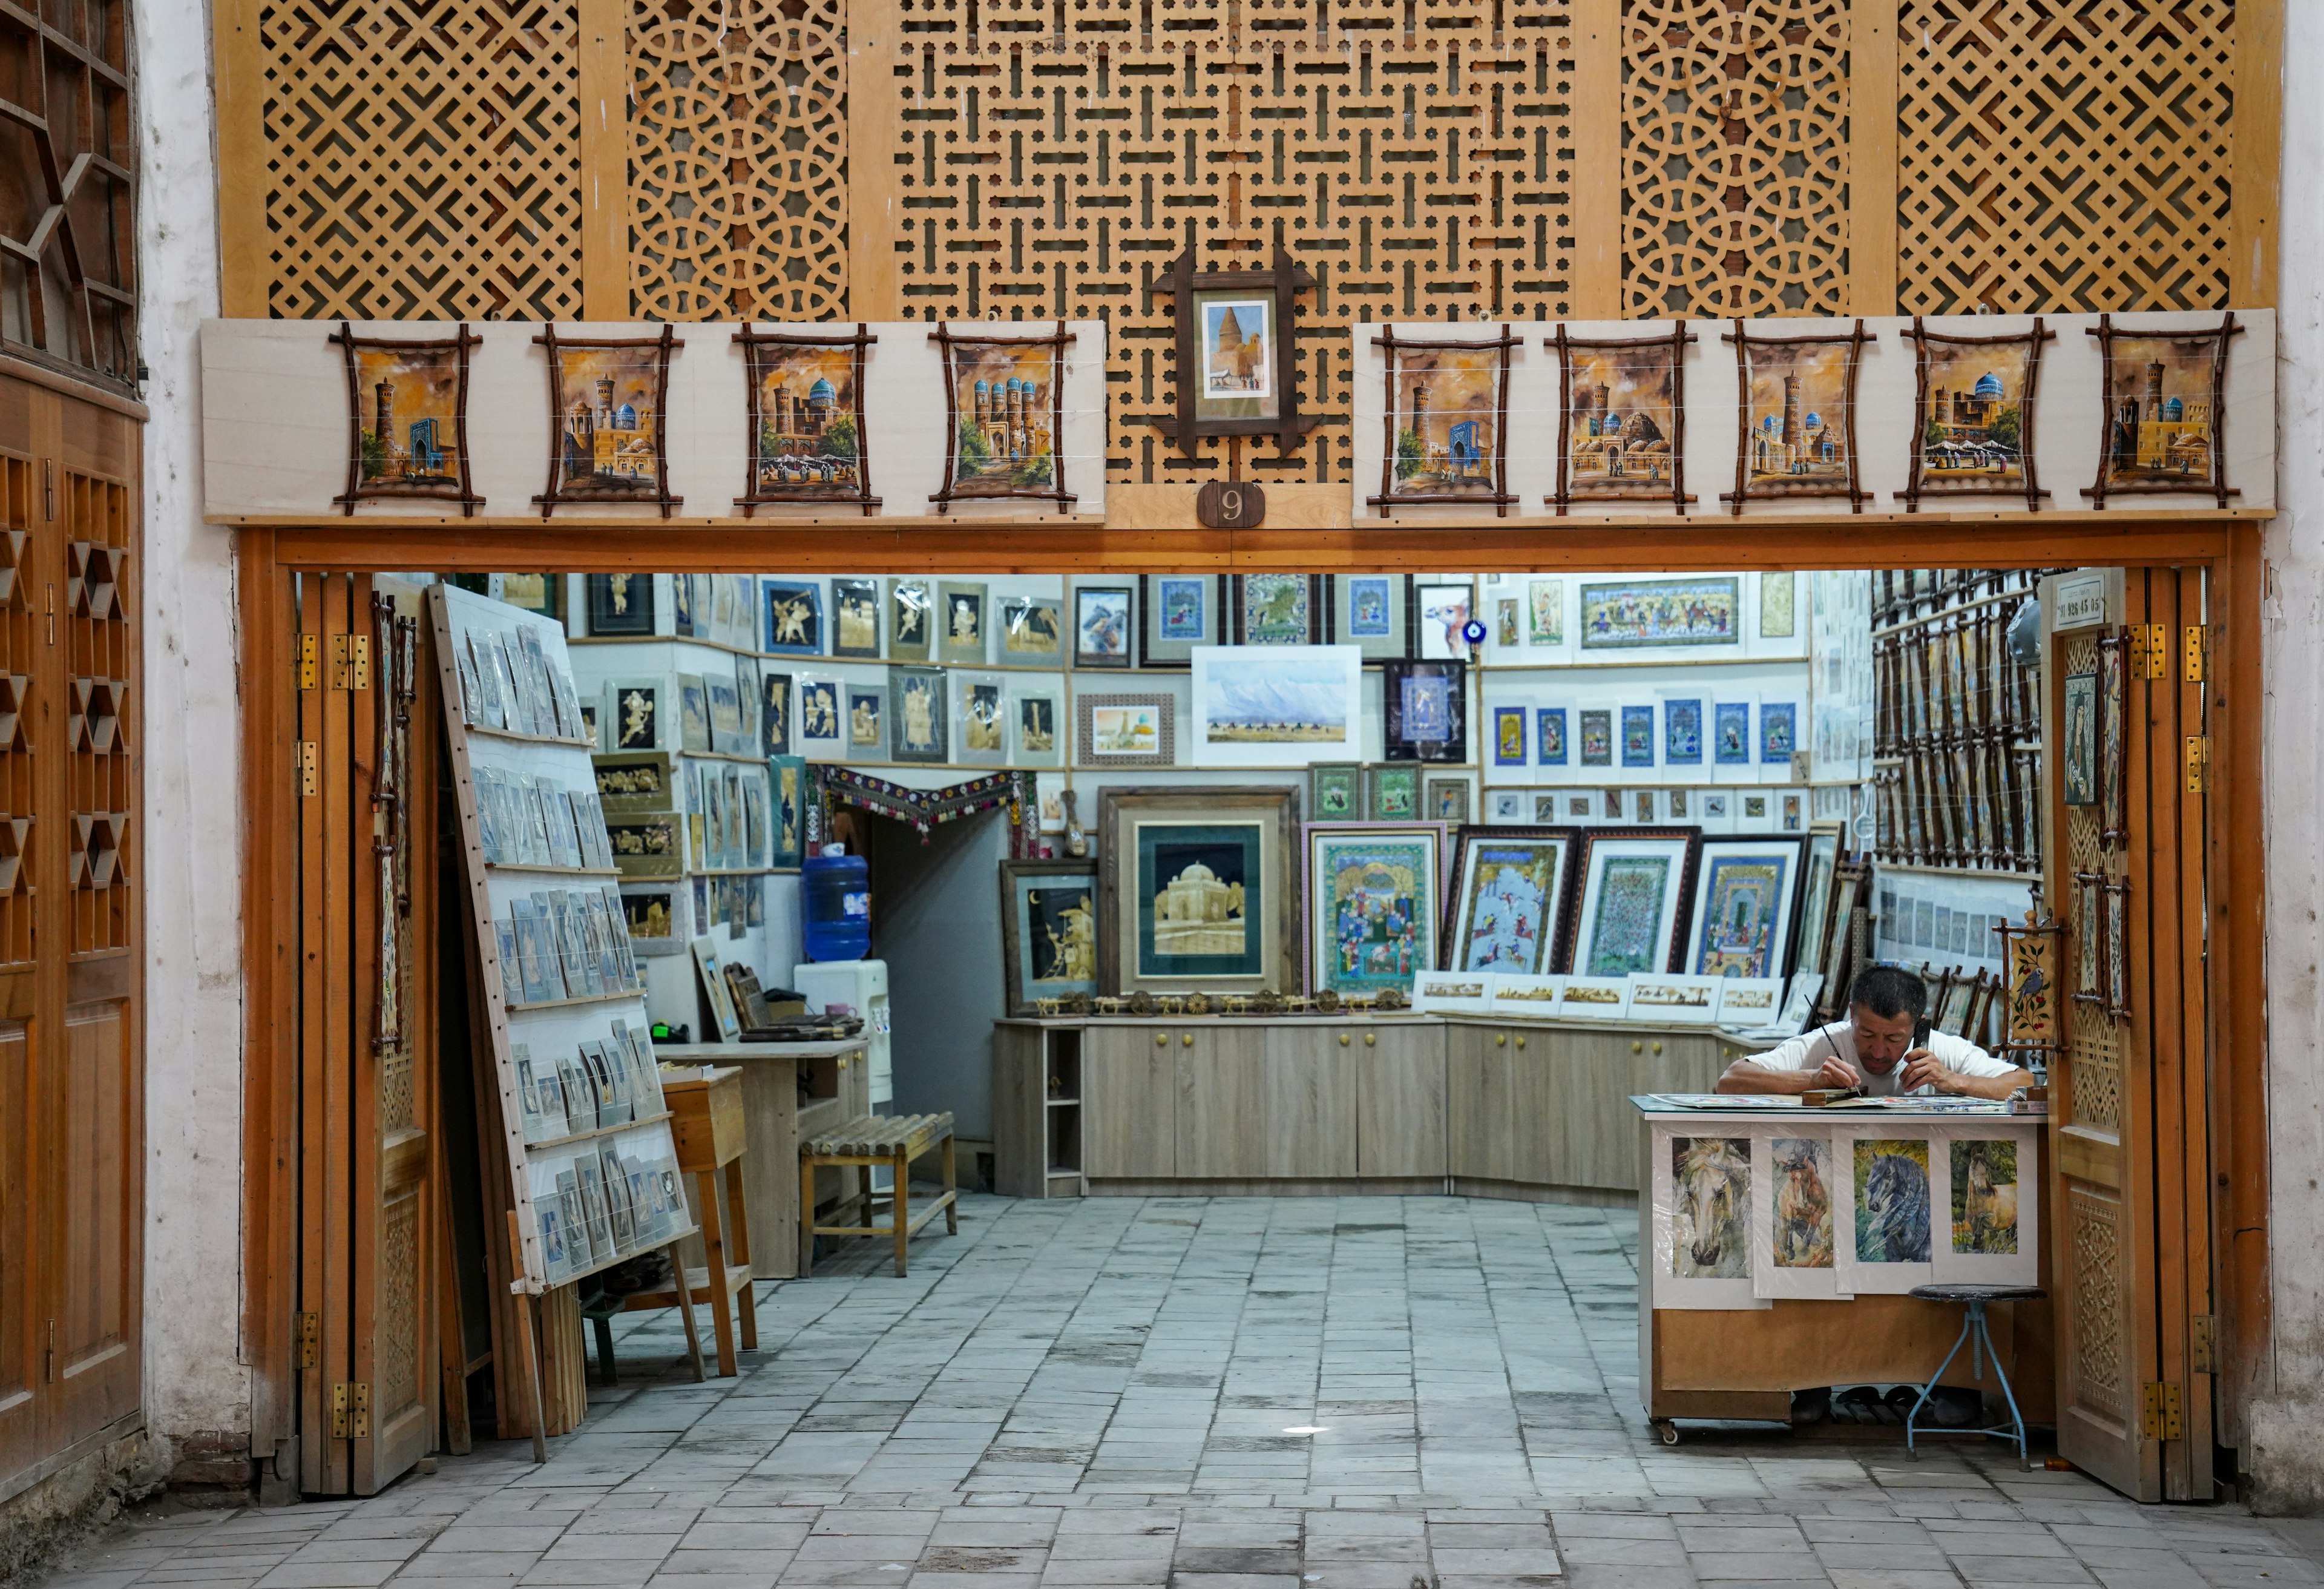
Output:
[[1905, 319, 2051, 512], [2084, 313, 2243, 510], [533, 324, 683, 518], [734, 324, 879, 515], [1722, 320, 1868, 513], [331, 322, 482, 515], [1549, 324, 1693, 514], [930, 322, 1077, 512], [1369, 329, 1518, 515]]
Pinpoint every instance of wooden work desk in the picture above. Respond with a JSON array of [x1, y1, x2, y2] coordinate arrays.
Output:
[[1633, 1096, 2052, 1441], [994, 1015, 1735, 1202], [658, 1037, 870, 1278]]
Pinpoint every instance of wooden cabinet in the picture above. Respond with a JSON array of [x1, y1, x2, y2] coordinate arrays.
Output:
[[994, 1024, 1084, 1198], [1252, 1027, 1358, 1179], [1446, 1023, 1515, 1183], [1354, 1022, 1446, 1179], [1083, 1025, 1177, 1179]]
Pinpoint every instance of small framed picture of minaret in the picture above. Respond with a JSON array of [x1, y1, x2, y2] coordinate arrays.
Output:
[[1145, 249, 1320, 447]]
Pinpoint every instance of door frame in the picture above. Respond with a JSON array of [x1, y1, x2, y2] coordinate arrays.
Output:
[[233, 516, 2271, 1493]]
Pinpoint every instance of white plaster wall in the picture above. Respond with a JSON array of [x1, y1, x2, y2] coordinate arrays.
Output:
[[2248, 0, 2324, 1515], [133, 0, 248, 1466]]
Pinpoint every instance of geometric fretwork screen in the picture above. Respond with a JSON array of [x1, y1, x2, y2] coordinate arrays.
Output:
[[1896, 0, 2235, 315]]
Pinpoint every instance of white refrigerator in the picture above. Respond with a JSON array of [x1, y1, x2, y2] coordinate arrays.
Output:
[[790, 958, 891, 1109]]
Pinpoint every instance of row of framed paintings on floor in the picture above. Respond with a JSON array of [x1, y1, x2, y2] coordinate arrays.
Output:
[[993, 783, 1871, 1014]]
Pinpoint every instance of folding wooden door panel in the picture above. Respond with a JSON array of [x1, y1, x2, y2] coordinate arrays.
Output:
[[295, 574, 438, 1497], [2048, 567, 2213, 1502]]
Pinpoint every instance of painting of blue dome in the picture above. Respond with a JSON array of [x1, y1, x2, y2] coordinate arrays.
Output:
[[1973, 370, 2006, 398], [613, 403, 639, 429], [1804, 412, 1822, 429], [974, 379, 990, 393], [2163, 396, 2185, 421], [1007, 377, 1023, 393], [807, 378, 837, 405]]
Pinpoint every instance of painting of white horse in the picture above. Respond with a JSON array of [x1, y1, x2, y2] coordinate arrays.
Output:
[[1670, 1136, 1751, 1278]]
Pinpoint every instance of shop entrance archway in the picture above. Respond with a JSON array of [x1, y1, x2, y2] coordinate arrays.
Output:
[[231, 518, 2268, 1504]]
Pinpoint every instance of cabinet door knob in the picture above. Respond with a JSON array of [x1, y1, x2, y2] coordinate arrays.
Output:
[[1183, 1033, 1194, 1047], [1156, 1032, 1168, 1047], [1652, 1041, 1664, 1055], [1338, 1032, 1351, 1047], [1496, 1033, 1507, 1048], [1515, 1036, 1526, 1050], [1364, 1031, 1376, 1047], [1631, 1041, 1643, 1054]]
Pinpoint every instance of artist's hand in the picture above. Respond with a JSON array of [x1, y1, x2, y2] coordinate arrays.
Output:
[[1899, 1049, 1957, 1094], [1813, 1053, 1862, 1090]]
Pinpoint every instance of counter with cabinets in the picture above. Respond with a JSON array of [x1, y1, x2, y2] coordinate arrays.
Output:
[[993, 1016, 1748, 1201]]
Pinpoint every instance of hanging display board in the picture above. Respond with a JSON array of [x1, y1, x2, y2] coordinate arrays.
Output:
[[200, 320, 1109, 522], [1351, 311, 2276, 521], [427, 582, 695, 1295]]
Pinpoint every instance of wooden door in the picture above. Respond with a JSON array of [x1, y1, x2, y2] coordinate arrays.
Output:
[[0, 395, 145, 1503], [294, 575, 438, 1496], [2047, 568, 2213, 1502], [1083, 1025, 1176, 1179], [1354, 1023, 1445, 1179]]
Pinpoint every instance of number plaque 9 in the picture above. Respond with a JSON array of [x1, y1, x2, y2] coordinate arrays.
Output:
[[1195, 481, 1266, 528]]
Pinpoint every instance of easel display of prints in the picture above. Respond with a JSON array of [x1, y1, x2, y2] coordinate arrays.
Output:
[[427, 584, 704, 1438]]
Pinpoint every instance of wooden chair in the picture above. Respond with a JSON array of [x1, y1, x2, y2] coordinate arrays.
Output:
[[799, 1113, 958, 1277]]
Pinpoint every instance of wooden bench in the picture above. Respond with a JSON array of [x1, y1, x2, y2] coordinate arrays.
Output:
[[800, 1113, 958, 1277]]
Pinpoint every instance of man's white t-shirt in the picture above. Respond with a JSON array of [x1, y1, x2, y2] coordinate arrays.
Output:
[[1750, 1021, 2017, 1096]]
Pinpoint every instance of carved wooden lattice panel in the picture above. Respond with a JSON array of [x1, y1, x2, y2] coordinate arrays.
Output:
[[886, 4, 1575, 482], [2070, 1184, 2128, 1421], [2061, 630, 2119, 1132], [1618, 0, 1850, 319], [1895, 0, 2234, 315], [258, 0, 586, 320], [628, 0, 850, 319], [65, 474, 130, 955]]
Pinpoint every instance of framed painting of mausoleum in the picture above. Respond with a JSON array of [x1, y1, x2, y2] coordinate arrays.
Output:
[[930, 322, 1077, 513], [1549, 324, 1694, 515], [533, 324, 683, 518], [330, 321, 483, 516]]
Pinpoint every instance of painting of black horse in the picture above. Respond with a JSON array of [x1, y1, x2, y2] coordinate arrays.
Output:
[[1853, 1138, 1932, 1264]]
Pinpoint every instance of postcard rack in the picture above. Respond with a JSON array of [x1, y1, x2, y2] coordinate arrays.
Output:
[[428, 583, 706, 1450]]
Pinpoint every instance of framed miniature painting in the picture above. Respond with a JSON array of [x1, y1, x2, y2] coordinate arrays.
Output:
[[1535, 707, 1567, 767], [831, 577, 882, 659], [1722, 319, 1868, 514], [954, 672, 1010, 766], [1410, 581, 1475, 660], [2084, 312, 2243, 509], [759, 671, 791, 756], [1074, 583, 1134, 669], [1140, 574, 1221, 667], [1759, 573, 1795, 638], [1365, 764, 1419, 821], [761, 578, 824, 656], [930, 321, 1077, 512], [999, 857, 1100, 1015], [586, 573, 655, 637], [1446, 827, 1577, 975], [604, 677, 668, 752], [1664, 699, 1703, 766], [732, 323, 879, 515], [2073, 870, 2104, 1008], [1304, 823, 1446, 997], [1580, 576, 1739, 651], [1333, 574, 1407, 659], [1233, 574, 1322, 645], [1002, 596, 1065, 662], [1548, 324, 1694, 515], [1492, 706, 1526, 768], [845, 683, 887, 758], [937, 581, 988, 666], [330, 321, 482, 515], [1191, 644, 1362, 769], [2061, 671, 2098, 806], [889, 667, 950, 763], [1368, 327, 1520, 515], [1145, 249, 1319, 444], [1425, 774, 1472, 825], [532, 324, 683, 518], [1310, 763, 1362, 821], [1905, 318, 2050, 512], [888, 579, 934, 662], [1076, 692, 1175, 768], [794, 677, 841, 755], [1682, 837, 1806, 981], [1620, 706, 1655, 769], [1761, 703, 1798, 765], [1565, 829, 1701, 978], [2099, 631, 2127, 847], [2103, 877, 2132, 1019], [1382, 659, 1466, 763], [1579, 709, 1613, 768], [1715, 702, 1751, 765], [1097, 785, 1301, 995], [1011, 684, 1064, 767]]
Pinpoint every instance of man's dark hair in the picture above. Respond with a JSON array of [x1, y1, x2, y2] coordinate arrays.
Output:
[[1848, 965, 1928, 1021]]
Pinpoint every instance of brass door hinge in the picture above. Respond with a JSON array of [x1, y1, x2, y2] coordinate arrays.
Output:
[[330, 1381, 372, 1440], [298, 742, 319, 797], [2133, 623, 2169, 679], [2192, 1314, 2217, 1375], [298, 633, 320, 690], [2185, 735, 2212, 794], [330, 633, 370, 692], [295, 1311, 320, 1370], [2184, 625, 2210, 683], [2142, 1380, 2184, 1441]]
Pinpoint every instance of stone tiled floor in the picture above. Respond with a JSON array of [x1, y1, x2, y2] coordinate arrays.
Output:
[[32, 1194, 2324, 1588]]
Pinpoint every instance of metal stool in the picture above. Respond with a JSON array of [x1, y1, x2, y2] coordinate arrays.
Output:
[[1905, 1283, 2046, 1467]]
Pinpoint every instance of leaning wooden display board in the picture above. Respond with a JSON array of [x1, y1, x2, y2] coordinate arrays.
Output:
[[426, 584, 703, 1425]]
